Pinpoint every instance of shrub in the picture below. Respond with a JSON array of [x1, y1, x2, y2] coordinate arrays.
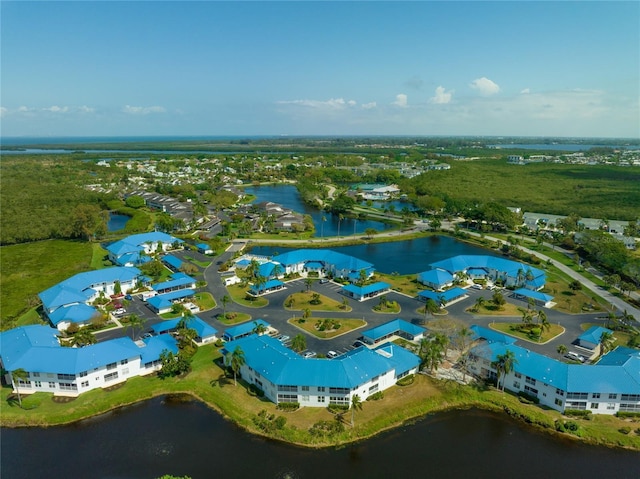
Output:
[[517, 391, 540, 405], [618, 426, 631, 435], [367, 391, 384, 401], [248, 384, 265, 397], [564, 409, 592, 419], [309, 419, 345, 437], [615, 411, 640, 419], [276, 402, 300, 411], [565, 421, 579, 432], [327, 404, 349, 415], [396, 375, 415, 386]]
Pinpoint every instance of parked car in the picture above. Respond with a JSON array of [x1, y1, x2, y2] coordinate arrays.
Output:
[[277, 335, 290, 342], [141, 332, 154, 340], [327, 350, 339, 359], [319, 278, 329, 284], [124, 294, 133, 300], [352, 340, 367, 348], [114, 308, 126, 316], [565, 352, 586, 363], [471, 284, 483, 290], [302, 351, 317, 359]]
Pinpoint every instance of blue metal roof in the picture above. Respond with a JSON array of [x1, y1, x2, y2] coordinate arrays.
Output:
[[305, 261, 324, 269], [578, 326, 612, 345], [162, 255, 183, 269], [140, 334, 179, 364], [223, 334, 420, 389], [362, 319, 426, 341], [151, 316, 217, 339], [152, 273, 196, 292], [223, 319, 270, 340], [417, 269, 453, 286], [342, 282, 390, 296], [0, 325, 60, 371], [249, 279, 284, 294], [48, 303, 98, 326], [146, 289, 195, 310], [196, 243, 210, 250], [272, 249, 373, 273], [513, 288, 553, 303], [429, 255, 545, 282], [106, 232, 182, 265], [39, 267, 141, 311]]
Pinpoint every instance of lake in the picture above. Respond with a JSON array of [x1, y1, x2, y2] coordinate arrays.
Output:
[[2, 396, 638, 479], [107, 213, 131, 232], [244, 184, 394, 237], [251, 236, 494, 275]]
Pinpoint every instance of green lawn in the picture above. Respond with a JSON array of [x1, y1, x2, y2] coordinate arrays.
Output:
[[288, 317, 367, 339], [0, 239, 96, 328], [195, 292, 216, 311], [226, 284, 269, 308], [284, 291, 351, 312], [489, 322, 565, 343], [376, 273, 421, 296], [217, 312, 252, 325]]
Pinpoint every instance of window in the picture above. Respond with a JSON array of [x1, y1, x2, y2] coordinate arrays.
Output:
[[555, 398, 563, 406], [79, 371, 88, 378], [278, 385, 298, 392], [369, 384, 379, 393], [104, 372, 119, 382], [525, 376, 536, 386], [59, 382, 77, 391], [81, 381, 89, 388], [591, 403, 599, 409], [32, 372, 40, 378], [329, 396, 349, 405], [620, 404, 640, 412], [120, 359, 128, 365], [106, 362, 117, 371], [607, 403, 616, 410], [514, 372, 522, 379], [17, 379, 31, 388], [329, 387, 349, 394], [277, 394, 297, 402], [318, 396, 325, 403], [57, 373, 75, 380], [524, 385, 538, 396], [49, 382, 56, 388], [566, 401, 587, 410], [318, 386, 325, 393], [556, 389, 565, 396], [34, 381, 42, 388], [513, 381, 521, 389], [301, 386, 310, 392], [122, 368, 129, 376], [567, 392, 588, 400], [621, 394, 640, 401], [608, 393, 617, 400], [592, 393, 601, 399], [301, 395, 309, 402]]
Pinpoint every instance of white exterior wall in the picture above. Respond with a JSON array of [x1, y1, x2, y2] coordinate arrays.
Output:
[[12, 355, 143, 398]]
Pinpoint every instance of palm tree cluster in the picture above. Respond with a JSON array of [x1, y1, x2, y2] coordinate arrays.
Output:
[[419, 332, 449, 374], [492, 350, 517, 391]]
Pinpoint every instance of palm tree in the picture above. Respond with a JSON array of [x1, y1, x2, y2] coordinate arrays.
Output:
[[70, 327, 97, 347], [537, 309, 550, 332], [221, 295, 230, 318], [599, 331, 615, 356], [9, 368, 29, 408], [304, 277, 313, 292], [455, 327, 473, 381], [252, 321, 267, 336], [557, 344, 568, 356], [492, 350, 517, 391], [423, 298, 439, 319], [291, 334, 307, 353], [247, 259, 260, 281], [472, 296, 486, 313], [321, 214, 326, 239], [492, 291, 506, 310], [337, 213, 344, 238], [226, 346, 245, 386], [126, 313, 146, 340], [419, 333, 448, 374], [350, 394, 363, 428]]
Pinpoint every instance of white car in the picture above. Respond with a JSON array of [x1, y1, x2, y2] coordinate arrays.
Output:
[[302, 351, 317, 359], [114, 308, 126, 316], [327, 350, 339, 359], [471, 284, 483, 290]]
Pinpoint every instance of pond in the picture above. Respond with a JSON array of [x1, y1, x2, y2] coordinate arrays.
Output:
[[244, 185, 394, 237], [251, 236, 496, 275], [107, 213, 131, 232], [2, 396, 638, 479]]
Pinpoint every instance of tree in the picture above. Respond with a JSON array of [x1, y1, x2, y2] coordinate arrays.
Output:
[[536, 309, 550, 331], [492, 350, 517, 391], [337, 213, 344, 238], [472, 296, 486, 313], [492, 291, 506, 310], [226, 346, 246, 386], [9, 368, 29, 408], [291, 334, 307, 353], [221, 295, 230, 318], [304, 277, 314, 292], [419, 333, 448, 374], [350, 394, 363, 428], [70, 327, 97, 347], [159, 350, 192, 378], [125, 314, 146, 340], [252, 321, 267, 335], [422, 298, 439, 320], [429, 217, 442, 231], [599, 331, 615, 356], [125, 195, 145, 209], [71, 204, 108, 241], [557, 344, 568, 356], [568, 280, 582, 292], [365, 228, 377, 239], [454, 326, 473, 381]]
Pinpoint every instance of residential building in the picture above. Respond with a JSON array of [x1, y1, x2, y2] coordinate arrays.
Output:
[[106, 232, 183, 266]]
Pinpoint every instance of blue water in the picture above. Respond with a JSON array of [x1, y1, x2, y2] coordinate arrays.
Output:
[[489, 143, 640, 151], [107, 213, 131, 232], [244, 184, 394, 237], [251, 235, 495, 275]]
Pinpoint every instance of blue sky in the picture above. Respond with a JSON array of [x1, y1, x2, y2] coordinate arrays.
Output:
[[1, 1, 638, 138]]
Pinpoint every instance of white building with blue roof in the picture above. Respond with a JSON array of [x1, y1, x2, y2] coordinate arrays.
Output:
[[39, 267, 141, 331], [222, 334, 419, 407], [271, 249, 374, 282], [0, 325, 178, 398], [468, 325, 640, 415], [106, 232, 183, 266], [151, 316, 218, 345]]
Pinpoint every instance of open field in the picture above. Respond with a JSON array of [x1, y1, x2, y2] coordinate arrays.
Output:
[[284, 291, 350, 312], [288, 317, 367, 339]]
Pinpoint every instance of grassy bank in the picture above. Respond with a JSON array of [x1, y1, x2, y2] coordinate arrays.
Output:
[[2, 344, 638, 450]]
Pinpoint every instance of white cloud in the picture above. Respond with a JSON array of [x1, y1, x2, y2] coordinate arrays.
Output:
[[277, 98, 358, 110], [18, 106, 34, 113], [470, 77, 501, 96], [122, 105, 166, 115], [361, 102, 377, 110], [42, 105, 69, 113], [520, 88, 531, 94], [430, 86, 453, 104], [78, 105, 95, 113], [392, 93, 408, 107]]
